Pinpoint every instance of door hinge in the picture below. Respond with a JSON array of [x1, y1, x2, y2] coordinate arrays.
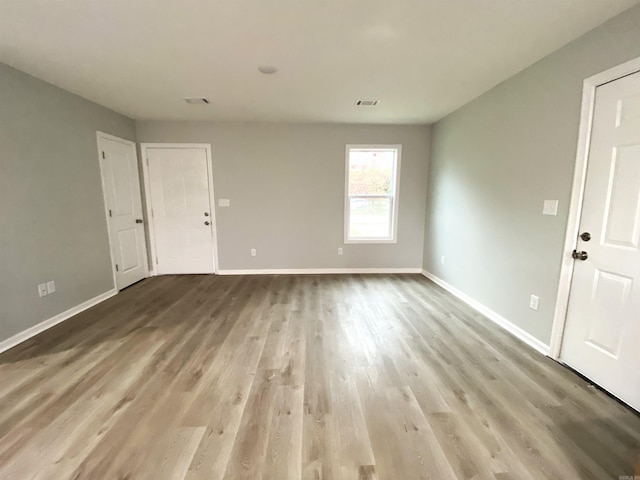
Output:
[[108, 209, 112, 217], [146, 157, 149, 166], [115, 264, 119, 272], [155, 257, 159, 265], [151, 209, 154, 217], [102, 151, 106, 159]]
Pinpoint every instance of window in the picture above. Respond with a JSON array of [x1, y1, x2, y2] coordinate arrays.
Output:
[[345, 145, 401, 243]]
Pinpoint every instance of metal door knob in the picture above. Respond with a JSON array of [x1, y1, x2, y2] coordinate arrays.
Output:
[[204, 212, 210, 217], [572, 250, 588, 261], [580, 232, 591, 241], [135, 219, 143, 224], [204, 221, 210, 226]]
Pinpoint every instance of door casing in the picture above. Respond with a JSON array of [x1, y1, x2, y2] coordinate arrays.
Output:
[[140, 143, 219, 275], [550, 55, 640, 359]]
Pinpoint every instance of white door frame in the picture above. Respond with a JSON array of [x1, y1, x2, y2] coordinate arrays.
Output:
[[549, 55, 640, 359], [140, 143, 219, 275], [96, 131, 149, 292]]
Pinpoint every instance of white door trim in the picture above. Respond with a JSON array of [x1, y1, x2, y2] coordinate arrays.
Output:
[[96, 131, 149, 291], [140, 143, 219, 275], [549, 55, 640, 359]]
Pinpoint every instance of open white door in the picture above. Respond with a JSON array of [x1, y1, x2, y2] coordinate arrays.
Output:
[[98, 132, 148, 290], [561, 71, 640, 412], [143, 144, 217, 275]]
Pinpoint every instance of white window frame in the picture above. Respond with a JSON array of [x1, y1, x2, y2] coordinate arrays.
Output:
[[344, 144, 401, 244]]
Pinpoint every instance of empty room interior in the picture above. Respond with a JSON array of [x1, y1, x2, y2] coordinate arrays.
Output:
[[2, 1, 640, 478]]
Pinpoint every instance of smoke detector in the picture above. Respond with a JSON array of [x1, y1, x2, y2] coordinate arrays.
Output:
[[183, 97, 210, 104], [258, 65, 278, 74]]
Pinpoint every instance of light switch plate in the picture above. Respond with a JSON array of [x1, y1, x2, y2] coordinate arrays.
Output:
[[543, 200, 559, 216], [218, 199, 230, 207], [38, 284, 48, 297], [46, 280, 56, 294]]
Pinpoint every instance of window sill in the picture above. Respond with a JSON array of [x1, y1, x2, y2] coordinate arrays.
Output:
[[344, 239, 398, 244]]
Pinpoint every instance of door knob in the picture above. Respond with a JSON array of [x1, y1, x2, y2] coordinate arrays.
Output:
[[204, 221, 210, 226], [204, 212, 210, 217], [135, 219, 143, 224], [572, 250, 588, 261], [580, 232, 591, 241]]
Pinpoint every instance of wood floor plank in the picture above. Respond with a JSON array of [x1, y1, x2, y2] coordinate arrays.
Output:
[[0, 274, 638, 480], [136, 426, 206, 480], [262, 385, 304, 480]]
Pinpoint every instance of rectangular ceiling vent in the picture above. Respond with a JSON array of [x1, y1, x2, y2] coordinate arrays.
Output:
[[184, 97, 210, 104], [355, 100, 380, 106]]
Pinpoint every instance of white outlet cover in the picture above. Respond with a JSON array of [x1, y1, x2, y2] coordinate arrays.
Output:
[[46, 280, 56, 294], [218, 198, 230, 207], [38, 284, 48, 297], [530, 295, 540, 311], [250, 248, 257, 257], [542, 200, 559, 216], [338, 248, 344, 255]]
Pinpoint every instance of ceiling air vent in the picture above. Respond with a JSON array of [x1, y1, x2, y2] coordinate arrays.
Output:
[[184, 97, 210, 104], [355, 100, 380, 106]]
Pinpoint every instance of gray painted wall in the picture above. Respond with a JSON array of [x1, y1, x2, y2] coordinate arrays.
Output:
[[0, 62, 136, 343], [136, 122, 431, 271], [423, 5, 640, 345]]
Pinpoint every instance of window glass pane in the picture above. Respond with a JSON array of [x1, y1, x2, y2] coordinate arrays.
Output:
[[348, 150, 395, 195], [349, 197, 392, 239]]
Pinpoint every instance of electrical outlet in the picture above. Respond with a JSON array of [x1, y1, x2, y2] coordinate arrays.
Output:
[[218, 199, 230, 207], [530, 295, 540, 311], [250, 248, 257, 257], [440, 256, 445, 265], [38, 284, 48, 297], [543, 200, 559, 216], [46, 280, 56, 294], [338, 247, 343, 255]]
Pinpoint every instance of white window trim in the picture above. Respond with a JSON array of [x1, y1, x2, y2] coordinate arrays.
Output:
[[344, 144, 402, 244]]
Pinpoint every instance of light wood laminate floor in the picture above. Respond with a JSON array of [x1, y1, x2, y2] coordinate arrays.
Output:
[[0, 274, 638, 479]]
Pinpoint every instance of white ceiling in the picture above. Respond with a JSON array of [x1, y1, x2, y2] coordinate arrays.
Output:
[[1, 0, 637, 123]]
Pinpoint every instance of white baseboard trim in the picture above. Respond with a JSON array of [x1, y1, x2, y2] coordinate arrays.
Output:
[[421, 270, 550, 356], [0, 289, 118, 355], [218, 268, 422, 276]]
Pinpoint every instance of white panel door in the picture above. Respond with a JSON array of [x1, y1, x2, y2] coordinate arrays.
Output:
[[146, 146, 215, 274], [561, 71, 640, 411], [98, 134, 148, 290]]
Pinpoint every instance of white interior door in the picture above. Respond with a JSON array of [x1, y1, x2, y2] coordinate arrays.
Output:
[[98, 133, 148, 290], [145, 145, 216, 275], [561, 71, 640, 411]]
